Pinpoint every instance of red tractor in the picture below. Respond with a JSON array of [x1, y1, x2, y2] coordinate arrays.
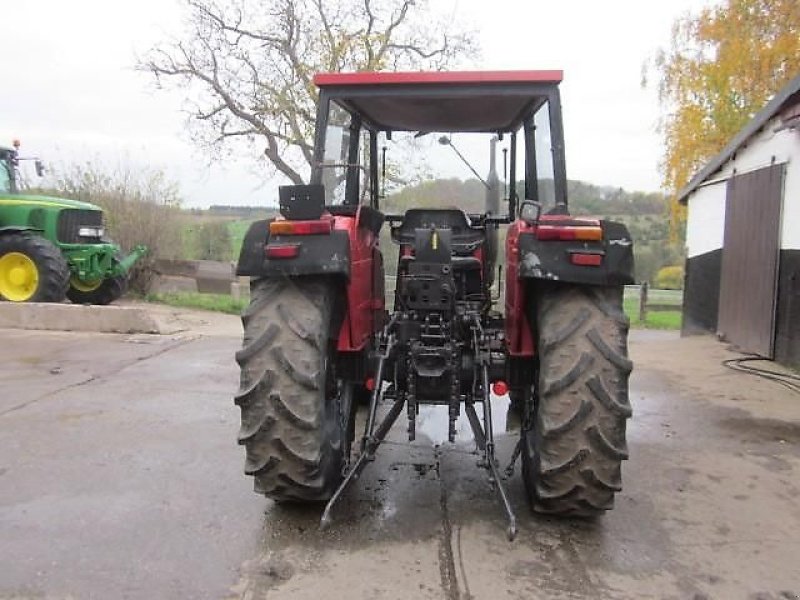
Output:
[[235, 71, 633, 539]]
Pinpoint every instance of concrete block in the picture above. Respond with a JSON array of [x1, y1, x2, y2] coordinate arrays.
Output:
[[0, 302, 182, 335], [150, 275, 199, 294]]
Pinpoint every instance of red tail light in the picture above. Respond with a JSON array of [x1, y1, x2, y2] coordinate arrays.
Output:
[[265, 244, 300, 259], [269, 219, 333, 236], [492, 380, 509, 396], [570, 252, 603, 266]]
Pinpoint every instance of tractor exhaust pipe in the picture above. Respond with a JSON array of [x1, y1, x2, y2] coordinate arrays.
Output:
[[486, 136, 500, 216], [484, 137, 500, 286]]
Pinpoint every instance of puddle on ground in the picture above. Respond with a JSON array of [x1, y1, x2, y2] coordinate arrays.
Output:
[[415, 393, 515, 445]]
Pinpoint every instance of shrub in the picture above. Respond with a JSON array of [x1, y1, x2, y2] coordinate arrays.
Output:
[[655, 265, 685, 290], [50, 162, 183, 293]]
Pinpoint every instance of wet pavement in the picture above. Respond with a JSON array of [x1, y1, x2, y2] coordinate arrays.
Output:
[[1, 316, 799, 599]]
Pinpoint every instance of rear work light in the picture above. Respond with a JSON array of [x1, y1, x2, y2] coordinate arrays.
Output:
[[535, 224, 603, 241], [265, 244, 300, 259], [269, 219, 332, 236]]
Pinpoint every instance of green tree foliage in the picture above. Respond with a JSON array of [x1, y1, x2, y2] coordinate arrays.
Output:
[[653, 0, 800, 223]]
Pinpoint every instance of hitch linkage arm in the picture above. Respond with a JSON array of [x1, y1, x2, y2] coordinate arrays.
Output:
[[321, 318, 402, 529], [464, 316, 518, 541]]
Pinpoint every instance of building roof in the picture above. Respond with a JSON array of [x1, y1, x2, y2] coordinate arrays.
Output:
[[678, 73, 800, 204], [312, 70, 563, 133]]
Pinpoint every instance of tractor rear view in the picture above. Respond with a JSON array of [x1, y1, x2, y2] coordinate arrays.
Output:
[[235, 71, 634, 538]]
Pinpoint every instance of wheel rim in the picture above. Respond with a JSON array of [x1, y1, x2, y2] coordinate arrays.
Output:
[[0, 252, 39, 302], [70, 277, 103, 292]]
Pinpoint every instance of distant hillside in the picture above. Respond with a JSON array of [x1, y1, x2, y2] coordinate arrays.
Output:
[[384, 177, 682, 284], [384, 177, 665, 217]]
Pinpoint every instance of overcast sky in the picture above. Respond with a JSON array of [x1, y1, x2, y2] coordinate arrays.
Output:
[[2, 0, 711, 208]]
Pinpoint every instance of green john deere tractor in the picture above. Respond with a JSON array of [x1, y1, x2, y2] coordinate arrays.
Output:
[[0, 141, 146, 304]]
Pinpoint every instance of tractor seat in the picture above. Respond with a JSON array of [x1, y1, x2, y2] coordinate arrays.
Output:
[[390, 208, 484, 248]]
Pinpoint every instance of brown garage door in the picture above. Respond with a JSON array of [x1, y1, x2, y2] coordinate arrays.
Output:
[[718, 164, 784, 357]]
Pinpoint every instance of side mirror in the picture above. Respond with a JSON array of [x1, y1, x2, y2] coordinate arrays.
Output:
[[35, 160, 45, 177], [519, 200, 542, 225]]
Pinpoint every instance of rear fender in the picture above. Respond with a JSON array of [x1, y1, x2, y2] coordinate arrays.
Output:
[[235, 219, 351, 278], [504, 218, 634, 357], [235, 210, 384, 353], [517, 220, 634, 286]]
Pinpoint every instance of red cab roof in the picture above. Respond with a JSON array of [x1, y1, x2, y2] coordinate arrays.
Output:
[[313, 70, 564, 133], [313, 70, 563, 87]]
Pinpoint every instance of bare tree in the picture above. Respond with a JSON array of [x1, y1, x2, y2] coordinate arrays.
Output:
[[139, 0, 478, 184]]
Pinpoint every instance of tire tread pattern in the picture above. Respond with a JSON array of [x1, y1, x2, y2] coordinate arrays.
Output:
[[522, 284, 632, 517], [235, 278, 342, 502]]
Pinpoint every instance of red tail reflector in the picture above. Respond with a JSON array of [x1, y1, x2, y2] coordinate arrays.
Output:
[[570, 252, 603, 266], [365, 377, 376, 391], [265, 244, 300, 259], [269, 219, 332, 236], [492, 380, 509, 396]]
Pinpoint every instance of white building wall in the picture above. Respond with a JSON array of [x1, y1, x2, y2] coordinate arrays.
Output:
[[710, 118, 800, 249], [780, 152, 800, 250], [686, 181, 726, 258]]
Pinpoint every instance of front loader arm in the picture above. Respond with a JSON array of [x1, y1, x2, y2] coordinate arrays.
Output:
[[111, 244, 148, 277]]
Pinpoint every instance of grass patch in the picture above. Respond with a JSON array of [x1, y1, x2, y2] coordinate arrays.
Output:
[[146, 291, 247, 315], [623, 297, 682, 329]]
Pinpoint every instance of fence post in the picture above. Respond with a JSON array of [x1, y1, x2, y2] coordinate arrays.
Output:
[[639, 281, 649, 323]]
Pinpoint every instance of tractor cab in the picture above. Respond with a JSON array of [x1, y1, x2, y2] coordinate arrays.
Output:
[[310, 69, 568, 215]]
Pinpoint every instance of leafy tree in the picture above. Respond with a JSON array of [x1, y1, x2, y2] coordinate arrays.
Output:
[[652, 0, 800, 223], [139, 0, 477, 184]]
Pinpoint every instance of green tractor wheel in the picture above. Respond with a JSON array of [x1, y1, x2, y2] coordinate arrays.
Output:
[[0, 233, 69, 303], [67, 275, 127, 305]]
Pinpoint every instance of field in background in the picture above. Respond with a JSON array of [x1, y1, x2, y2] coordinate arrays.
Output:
[[178, 209, 275, 262]]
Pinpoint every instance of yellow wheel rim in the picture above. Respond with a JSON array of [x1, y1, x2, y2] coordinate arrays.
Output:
[[0, 252, 39, 302], [70, 277, 103, 293]]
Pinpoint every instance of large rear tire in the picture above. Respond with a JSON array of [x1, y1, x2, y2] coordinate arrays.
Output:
[[521, 284, 632, 516], [234, 277, 345, 502], [0, 233, 69, 303]]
